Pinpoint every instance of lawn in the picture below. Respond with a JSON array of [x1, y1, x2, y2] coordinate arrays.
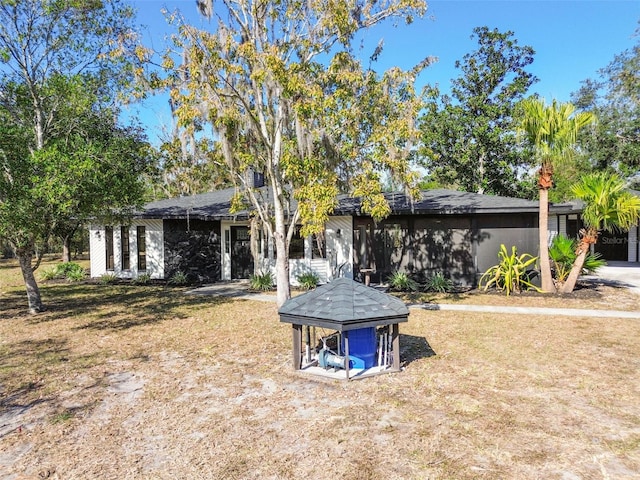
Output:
[[1, 257, 639, 479]]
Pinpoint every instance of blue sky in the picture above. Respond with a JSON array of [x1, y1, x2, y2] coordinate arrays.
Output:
[[127, 0, 640, 143]]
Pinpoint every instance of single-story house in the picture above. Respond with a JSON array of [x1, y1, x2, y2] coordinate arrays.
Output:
[[88, 188, 639, 287]]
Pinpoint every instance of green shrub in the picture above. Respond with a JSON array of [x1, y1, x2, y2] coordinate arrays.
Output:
[[480, 244, 541, 296], [168, 270, 189, 285], [387, 271, 418, 292], [249, 271, 274, 291], [99, 273, 119, 285], [548, 234, 575, 283], [582, 251, 607, 274], [549, 234, 607, 284], [296, 272, 319, 290], [65, 266, 86, 282], [134, 273, 152, 284], [61, 262, 86, 282], [424, 271, 454, 293], [57, 262, 82, 276], [40, 266, 59, 281], [40, 262, 86, 281]]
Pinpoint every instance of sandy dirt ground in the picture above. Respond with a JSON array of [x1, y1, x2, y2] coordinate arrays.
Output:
[[2, 283, 640, 480]]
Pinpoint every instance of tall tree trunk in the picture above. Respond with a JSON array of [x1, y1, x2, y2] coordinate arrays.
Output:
[[272, 185, 291, 307], [274, 232, 290, 307], [62, 235, 72, 263], [561, 246, 588, 294], [538, 187, 556, 293], [18, 250, 44, 314]]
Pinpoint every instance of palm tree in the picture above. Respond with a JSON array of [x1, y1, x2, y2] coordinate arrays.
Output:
[[561, 172, 640, 293], [518, 98, 595, 292]]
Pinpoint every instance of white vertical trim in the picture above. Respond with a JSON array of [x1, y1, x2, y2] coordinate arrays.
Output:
[[89, 225, 106, 278], [326, 216, 353, 280], [142, 219, 164, 279]]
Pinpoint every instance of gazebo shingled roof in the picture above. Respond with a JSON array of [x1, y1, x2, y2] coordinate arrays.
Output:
[[278, 277, 409, 331]]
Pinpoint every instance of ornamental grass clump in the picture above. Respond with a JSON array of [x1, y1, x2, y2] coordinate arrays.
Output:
[[168, 270, 189, 285], [296, 272, 319, 290], [424, 271, 455, 293], [387, 271, 419, 292], [249, 271, 274, 291], [480, 244, 541, 295]]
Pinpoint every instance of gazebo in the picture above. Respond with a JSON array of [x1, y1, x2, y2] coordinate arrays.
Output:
[[278, 277, 409, 380]]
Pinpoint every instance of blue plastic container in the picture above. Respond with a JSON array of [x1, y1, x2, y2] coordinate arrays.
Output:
[[342, 327, 377, 369]]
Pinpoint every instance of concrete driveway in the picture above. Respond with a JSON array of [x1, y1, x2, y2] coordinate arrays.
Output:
[[587, 261, 640, 295]]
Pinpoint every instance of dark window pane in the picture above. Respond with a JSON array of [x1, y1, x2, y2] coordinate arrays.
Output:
[[121, 226, 130, 270], [289, 227, 304, 259], [137, 226, 146, 271], [105, 226, 114, 270]]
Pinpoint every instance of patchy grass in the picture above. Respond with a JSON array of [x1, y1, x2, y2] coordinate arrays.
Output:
[[394, 280, 640, 311], [1, 257, 640, 479]]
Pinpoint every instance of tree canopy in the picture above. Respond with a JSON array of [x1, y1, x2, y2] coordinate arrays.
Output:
[[0, 0, 148, 313], [137, 0, 430, 305], [418, 26, 537, 197], [571, 28, 640, 186]]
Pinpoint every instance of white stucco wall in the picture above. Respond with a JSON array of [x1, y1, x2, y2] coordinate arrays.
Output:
[[89, 220, 164, 279], [325, 216, 353, 280]]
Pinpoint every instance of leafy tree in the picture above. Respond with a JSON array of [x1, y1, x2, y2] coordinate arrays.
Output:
[[0, 0, 145, 313], [139, 0, 429, 306], [418, 27, 537, 197], [561, 172, 640, 293], [571, 30, 640, 185], [150, 127, 232, 199], [518, 97, 596, 293]]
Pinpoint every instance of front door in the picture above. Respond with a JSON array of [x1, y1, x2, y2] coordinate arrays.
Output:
[[231, 226, 254, 279]]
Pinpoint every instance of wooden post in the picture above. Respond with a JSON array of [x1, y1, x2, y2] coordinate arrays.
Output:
[[292, 324, 302, 370], [391, 323, 400, 371]]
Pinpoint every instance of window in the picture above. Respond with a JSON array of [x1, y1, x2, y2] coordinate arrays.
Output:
[[105, 226, 114, 270], [121, 226, 130, 270], [137, 226, 146, 271], [289, 227, 304, 259]]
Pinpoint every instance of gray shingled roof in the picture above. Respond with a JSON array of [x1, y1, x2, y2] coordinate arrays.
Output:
[[139, 187, 246, 220], [335, 189, 543, 215], [138, 188, 554, 221], [278, 277, 409, 331]]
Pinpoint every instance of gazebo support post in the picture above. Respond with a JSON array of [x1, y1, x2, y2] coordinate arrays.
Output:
[[392, 323, 400, 371], [292, 324, 302, 370], [344, 331, 350, 381]]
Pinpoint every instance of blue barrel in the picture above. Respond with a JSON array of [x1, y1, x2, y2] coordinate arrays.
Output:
[[343, 327, 377, 369]]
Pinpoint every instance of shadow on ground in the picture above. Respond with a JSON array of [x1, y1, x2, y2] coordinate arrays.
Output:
[[400, 334, 436, 368], [1, 282, 232, 330]]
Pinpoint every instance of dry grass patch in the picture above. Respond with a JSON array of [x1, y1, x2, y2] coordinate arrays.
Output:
[[1, 258, 640, 479], [396, 279, 640, 311]]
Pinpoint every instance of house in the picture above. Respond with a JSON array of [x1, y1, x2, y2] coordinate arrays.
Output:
[[89, 187, 353, 285], [548, 190, 640, 263], [88, 188, 639, 287]]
